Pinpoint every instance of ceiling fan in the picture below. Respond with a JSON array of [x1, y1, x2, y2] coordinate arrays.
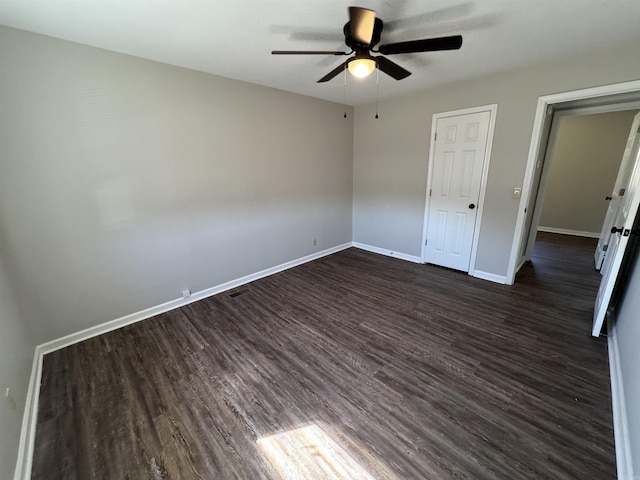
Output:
[[272, 6, 463, 83]]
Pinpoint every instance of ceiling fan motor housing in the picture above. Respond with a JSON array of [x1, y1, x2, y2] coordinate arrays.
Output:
[[343, 18, 384, 50]]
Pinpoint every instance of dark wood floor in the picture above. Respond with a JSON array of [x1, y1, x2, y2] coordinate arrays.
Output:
[[32, 232, 615, 479]]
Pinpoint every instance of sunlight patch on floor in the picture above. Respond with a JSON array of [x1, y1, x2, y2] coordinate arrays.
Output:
[[257, 424, 377, 480]]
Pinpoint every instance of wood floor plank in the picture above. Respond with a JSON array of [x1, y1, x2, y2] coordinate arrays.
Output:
[[32, 232, 615, 479]]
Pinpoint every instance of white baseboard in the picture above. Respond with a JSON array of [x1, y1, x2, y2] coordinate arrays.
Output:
[[14, 242, 351, 480], [38, 242, 351, 355], [17, 241, 625, 480], [537, 226, 600, 238], [352, 243, 509, 286], [352, 242, 422, 264], [608, 322, 634, 480], [469, 270, 508, 284], [13, 346, 43, 480]]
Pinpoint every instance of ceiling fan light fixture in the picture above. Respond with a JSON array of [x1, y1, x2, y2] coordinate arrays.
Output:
[[273, 6, 462, 83], [348, 58, 376, 78]]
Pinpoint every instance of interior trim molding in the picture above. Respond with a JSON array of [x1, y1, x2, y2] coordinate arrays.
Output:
[[469, 270, 507, 284], [352, 243, 508, 283], [515, 258, 527, 279], [13, 241, 352, 480], [507, 79, 640, 285], [608, 322, 634, 480], [352, 242, 422, 264], [537, 226, 600, 238], [38, 242, 352, 355], [13, 346, 44, 480]]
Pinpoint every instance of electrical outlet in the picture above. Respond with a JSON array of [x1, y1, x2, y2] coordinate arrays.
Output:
[[182, 289, 191, 298]]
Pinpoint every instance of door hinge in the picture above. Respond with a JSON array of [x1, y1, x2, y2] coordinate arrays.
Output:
[[425, 239, 428, 246], [429, 189, 432, 197], [603, 244, 608, 252], [620, 188, 626, 196], [434, 132, 437, 141]]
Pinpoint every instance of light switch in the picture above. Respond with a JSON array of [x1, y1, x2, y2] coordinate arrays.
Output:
[[512, 187, 522, 199]]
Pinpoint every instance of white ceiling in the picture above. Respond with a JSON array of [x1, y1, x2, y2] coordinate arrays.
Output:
[[1, 1, 639, 105]]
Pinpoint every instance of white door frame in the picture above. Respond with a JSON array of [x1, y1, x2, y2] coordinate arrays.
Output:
[[421, 104, 498, 276], [521, 102, 640, 264], [519, 111, 563, 263], [506, 79, 640, 284]]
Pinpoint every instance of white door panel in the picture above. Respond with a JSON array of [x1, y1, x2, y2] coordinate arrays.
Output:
[[425, 111, 491, 272], [595, 113, 640, 270], [593, 112, 640, 336]]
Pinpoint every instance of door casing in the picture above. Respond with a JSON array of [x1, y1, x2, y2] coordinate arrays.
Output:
[[507, 79, 640, 284], [521, 103, 640, 266]]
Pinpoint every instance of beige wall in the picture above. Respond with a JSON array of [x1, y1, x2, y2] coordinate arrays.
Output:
[[2, 22, 640, 479], [0, 26, 354, 343], [539, 110, 638, 234], [0, 252, 34, 478], [353, 42, 640, 277]]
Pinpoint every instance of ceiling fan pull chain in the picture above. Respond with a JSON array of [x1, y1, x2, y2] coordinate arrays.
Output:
[[375, 64, 380, 119], [343, 65, 348, 118]]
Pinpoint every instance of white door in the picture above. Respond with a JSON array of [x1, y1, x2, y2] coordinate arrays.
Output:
[[594, 113, 640, 270], [593, 112, 640, 336], [425, 111, 492, 272]]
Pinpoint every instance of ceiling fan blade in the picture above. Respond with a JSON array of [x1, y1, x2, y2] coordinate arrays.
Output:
[[272, 50, 349, 55], [317, 60, 349, 83], [374, 56, 411, 80], [379, 35, 463, 55], [349, 6, 376, 45]]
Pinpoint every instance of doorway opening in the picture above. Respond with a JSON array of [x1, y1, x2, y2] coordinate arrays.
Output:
[[508, 80, 640, 284], [521, 107, 639, 267], [508, 81, 640, 339]]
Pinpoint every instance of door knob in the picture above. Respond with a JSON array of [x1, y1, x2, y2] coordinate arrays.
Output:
[[611, 227, 623, 234], [468, 204, 476, 209], [605, 196, 612, 201]]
